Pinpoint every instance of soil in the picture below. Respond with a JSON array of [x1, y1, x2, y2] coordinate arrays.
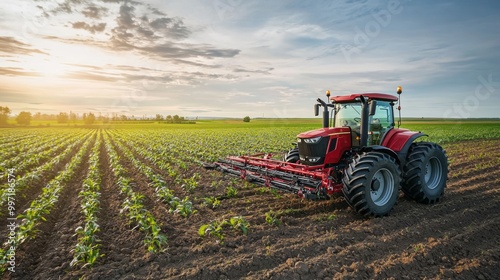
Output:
[[2, 138, 499, 280]]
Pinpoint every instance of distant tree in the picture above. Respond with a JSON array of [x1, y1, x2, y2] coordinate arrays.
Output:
[[155, 114, 164, 121], [16, 111, 32, 126], [243, 116, 251, 123], [57, 112, 69, 123], [173, 115, 180, 123], [33, 112, 42, 120], [70, 111, 77, 123], [101, 113, 110, 124], [83, 112, 96, 125], [33, 113, 55, 121], [120, 115, 128, 121], [0, 106, 11, 125], [166, 115, 172, 123]]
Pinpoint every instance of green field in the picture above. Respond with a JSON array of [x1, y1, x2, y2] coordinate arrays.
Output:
[[0, 118, 499, 278], [6, 118, 500, 141]]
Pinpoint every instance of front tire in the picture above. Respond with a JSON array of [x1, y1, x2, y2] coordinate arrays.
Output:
[[283, 145, 299, 163], [402, 142, 448, 204], [342, 152, 401, 217]]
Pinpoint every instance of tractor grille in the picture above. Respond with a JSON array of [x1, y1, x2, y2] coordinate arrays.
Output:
[[297, 136, 329, 165]]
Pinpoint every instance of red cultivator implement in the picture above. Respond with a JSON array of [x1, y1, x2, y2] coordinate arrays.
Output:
[[204, 154, 341, 200]]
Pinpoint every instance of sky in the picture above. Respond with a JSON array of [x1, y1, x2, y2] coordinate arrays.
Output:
[[1, 0, 499, 119]]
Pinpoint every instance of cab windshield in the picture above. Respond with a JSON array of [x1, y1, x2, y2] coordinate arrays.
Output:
[[334, 103, 362, 128], [334, 101, 395, 145]]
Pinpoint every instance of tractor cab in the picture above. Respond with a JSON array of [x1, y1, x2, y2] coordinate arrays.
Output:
[[331, 93, 398, 146]]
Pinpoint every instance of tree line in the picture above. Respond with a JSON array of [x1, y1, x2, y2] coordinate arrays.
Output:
[[0, 106, 193, 126]]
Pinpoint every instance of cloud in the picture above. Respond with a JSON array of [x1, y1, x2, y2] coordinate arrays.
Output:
[[148, 17, 190, 39], [82, 5, 108, 19], [139, 43, 240, 59], [32, 1, 241, 64], [102, 2, 239, 61], [234, 67, 274, 74], [0, 37, 48, 56], [0, 67, 39, 76], [147, 6, 166, 16], [171, 59, 222, 69], [52, 0, 73, 14], [65, 71, 119, 82], [72, 22, 106, 33]]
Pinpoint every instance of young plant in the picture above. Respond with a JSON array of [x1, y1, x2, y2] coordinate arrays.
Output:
[[203, 196, 221, 209], [225, 186, 238, 198], [228, 216, 249, 235], [198, 221, 226, 241], [170, 197, 197, 218], [181, 173, 200, 193], [198, 216, 249, 242], [265, 211, 281, 226]]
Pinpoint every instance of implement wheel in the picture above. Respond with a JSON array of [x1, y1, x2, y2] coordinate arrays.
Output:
[[402, 142, 448, 204], [342, 152, 401, 217]]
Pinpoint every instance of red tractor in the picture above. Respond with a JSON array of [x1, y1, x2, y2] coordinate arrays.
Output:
[[205, 87, 448, 217]]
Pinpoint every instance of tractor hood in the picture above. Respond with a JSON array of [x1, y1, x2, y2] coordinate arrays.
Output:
[[297, 127, 351, 139], [296, 127, 351, 166]]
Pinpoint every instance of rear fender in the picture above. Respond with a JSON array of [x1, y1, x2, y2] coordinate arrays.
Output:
[[360, 145, 401, 165], [381, 129, 428, 164]]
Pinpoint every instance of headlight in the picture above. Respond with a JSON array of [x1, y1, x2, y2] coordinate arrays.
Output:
[[303, 136, 322, 144], [308, 157, 321, 163]]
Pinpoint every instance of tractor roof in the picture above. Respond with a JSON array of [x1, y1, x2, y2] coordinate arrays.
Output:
[[330, 93, 398, 103]]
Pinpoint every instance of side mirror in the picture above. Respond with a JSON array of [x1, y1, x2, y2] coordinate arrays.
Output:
[[369, 100, 377, 116], [314, 104, 320, 116]]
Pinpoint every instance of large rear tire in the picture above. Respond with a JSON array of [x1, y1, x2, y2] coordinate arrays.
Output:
[[342, 152, 401, 217], [283, 145, 299, 163], [402, 142, 448, 204]]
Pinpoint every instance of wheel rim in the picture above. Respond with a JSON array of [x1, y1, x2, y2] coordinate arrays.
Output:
[[370, 168, 394, 206], [425, 157, 442, 190]]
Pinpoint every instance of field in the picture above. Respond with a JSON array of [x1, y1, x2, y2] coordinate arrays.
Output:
[[0, 120, 499, 279]]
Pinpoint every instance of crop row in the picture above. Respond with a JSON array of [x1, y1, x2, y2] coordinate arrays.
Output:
[[0, 131, 42, 151], [107, 131, 196, 218], [0, 132, 93, 212], [71, 131, 103, 268], [108, 130, 196, 218], [102, 132, 168, 252], [0, 131, 95, 273], [0, 129, 88, 160], [0, 130, 90, 181]]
